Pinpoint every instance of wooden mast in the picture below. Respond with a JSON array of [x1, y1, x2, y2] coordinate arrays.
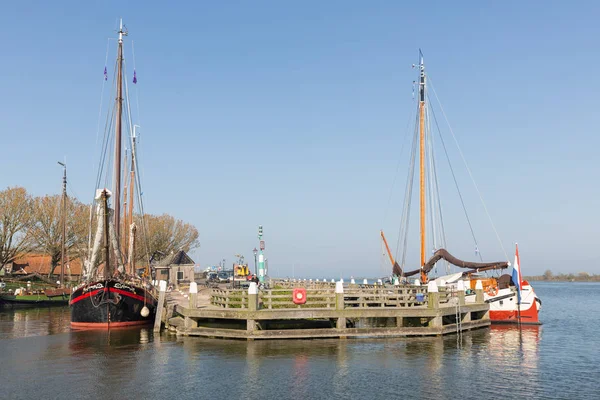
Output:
[[59, 161, 67, 287], [122, 151, 129, 268], [113, 19, 126, 247], [418, 52, 428, 284], [103, 190, 111, 277], [127, 130, 136, 274]]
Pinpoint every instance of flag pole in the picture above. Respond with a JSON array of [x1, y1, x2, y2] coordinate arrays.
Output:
[[513, 243, 522, 329]]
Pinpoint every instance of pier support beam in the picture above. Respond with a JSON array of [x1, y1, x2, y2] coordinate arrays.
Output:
[[463, 312, 471, 323], [428, 315, 442, 328], [396, 317, 404, 328], [153, 280, 167, 333]]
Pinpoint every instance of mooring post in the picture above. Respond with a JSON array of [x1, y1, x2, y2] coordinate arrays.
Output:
[[475, 280, 484, 303], [184, 282, 198, 329], [427, 281, 442, 329], [189, 282, 198, 308], [335, 281, 346, 330], [153, 280, 167, 333], [427, 281, 439, 309], [457, 280, 466, 306], [247, 282, 258, 332]]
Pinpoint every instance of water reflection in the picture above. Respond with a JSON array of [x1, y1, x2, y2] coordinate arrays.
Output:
[[0, 307, 545, 400], [0, 306, 70, 339], [490, 324, 541, 372]]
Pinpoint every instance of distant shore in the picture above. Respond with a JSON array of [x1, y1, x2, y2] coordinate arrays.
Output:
[[524, 274, 600, 282]]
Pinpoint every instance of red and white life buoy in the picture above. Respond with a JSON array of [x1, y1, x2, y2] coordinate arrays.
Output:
[[292, 288, 307, 304], [486, 286, 499, 297]]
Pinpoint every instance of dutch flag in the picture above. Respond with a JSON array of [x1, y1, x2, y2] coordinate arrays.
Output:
[[512, 243, 523, 304]]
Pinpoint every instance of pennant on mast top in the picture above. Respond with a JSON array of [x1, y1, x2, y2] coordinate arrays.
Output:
[[511, 243, 523, 303], [104, 66, 107, 81], [133, 69, 137, 84]]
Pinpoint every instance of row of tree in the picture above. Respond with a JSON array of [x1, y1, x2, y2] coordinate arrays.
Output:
[[523, 270, 600, 282], [0, 186, 200, 277]]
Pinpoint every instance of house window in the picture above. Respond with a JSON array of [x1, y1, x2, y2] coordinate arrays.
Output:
[[177, 271, 184, 281]]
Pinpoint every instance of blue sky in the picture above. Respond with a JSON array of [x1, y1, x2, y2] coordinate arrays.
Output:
[[1, 1, 599, 276]]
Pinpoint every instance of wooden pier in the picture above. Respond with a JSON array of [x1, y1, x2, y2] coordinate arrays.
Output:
[[159, 280, 490, 340]]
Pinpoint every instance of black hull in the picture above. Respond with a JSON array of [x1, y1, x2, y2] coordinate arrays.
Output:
[[0, 295, 69, 308], [70, 279, 157, 328]]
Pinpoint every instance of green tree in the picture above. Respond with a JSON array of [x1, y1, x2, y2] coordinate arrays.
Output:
[[28, 195, 90, 277], [135, 213, 200, 263], [543, 270, 553, 280], [0, 187, 34, 272]]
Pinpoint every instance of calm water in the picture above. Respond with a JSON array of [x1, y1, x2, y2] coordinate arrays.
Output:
[[0, 282, 598, 400]]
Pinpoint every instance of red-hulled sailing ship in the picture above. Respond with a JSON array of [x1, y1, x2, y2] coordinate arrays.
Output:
[[70, 20, 157, 328], [380, 52, 540, 325]]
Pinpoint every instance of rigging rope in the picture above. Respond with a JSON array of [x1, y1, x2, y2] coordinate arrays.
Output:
[[396, 113, 419, 272], [429, 124, 449, 271], [428, 101, 482, 261], [92, 38, 112, 202], [383, 102, 416, 223], [123, 59, 153, 267], [429, 79, 509, 262]]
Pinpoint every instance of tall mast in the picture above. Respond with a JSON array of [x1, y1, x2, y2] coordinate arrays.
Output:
[[418, 51, 427, 284], [102, 190, 111, 277], [58, 161, 67, 287], [127, 127, 137, 274], [113, 19, 126, 245]]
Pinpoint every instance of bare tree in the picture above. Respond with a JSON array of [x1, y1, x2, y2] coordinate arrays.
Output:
[[135, 213, 200, 262], [0, 187, 34, 271], [28, 195, 90, 277]]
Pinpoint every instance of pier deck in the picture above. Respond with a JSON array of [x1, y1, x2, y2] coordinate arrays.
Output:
[[162, 281, 490, 340]]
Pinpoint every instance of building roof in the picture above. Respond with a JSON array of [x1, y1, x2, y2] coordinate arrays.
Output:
[[12, 254, 83, 275], [158, 249, 195, 266]]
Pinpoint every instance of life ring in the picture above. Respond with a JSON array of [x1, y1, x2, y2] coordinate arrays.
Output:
[[486, 286, 498, 297], [292, 288, 307, 304]]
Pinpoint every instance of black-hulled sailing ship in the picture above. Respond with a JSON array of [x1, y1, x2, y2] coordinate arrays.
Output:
[[70, 20, 157, 328]]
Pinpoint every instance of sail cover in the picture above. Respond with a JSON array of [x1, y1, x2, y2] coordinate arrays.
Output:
[[392, 248, 509, 277]]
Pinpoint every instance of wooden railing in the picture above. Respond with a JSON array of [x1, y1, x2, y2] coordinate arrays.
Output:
[[259, 288, 336, 309], [211, 288, 249, 309], [209, 285, 455, 310], [344, 287, 428, 308]]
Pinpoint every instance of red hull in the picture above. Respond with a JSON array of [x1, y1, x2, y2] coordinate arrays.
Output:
[[490, 301, 540, 325], [71, 320, 153, 329]]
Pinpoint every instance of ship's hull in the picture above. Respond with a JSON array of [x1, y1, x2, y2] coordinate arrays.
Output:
[[487, 281, 541, 325], [467, 280, 541, 325], [0, 294, 69, 307], [70, 279, 157, 329]]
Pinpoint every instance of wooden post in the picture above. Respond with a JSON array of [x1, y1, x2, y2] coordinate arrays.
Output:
[[475, 280, 484, 303], [335, 281, 346, 330], [457, 280, 466, 306], [247, 282, 258, 333], [428, 280, 443, 329], [427, 281, 439, 309], [189, 282, 198, 309], [153, 280, 167, 333]]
